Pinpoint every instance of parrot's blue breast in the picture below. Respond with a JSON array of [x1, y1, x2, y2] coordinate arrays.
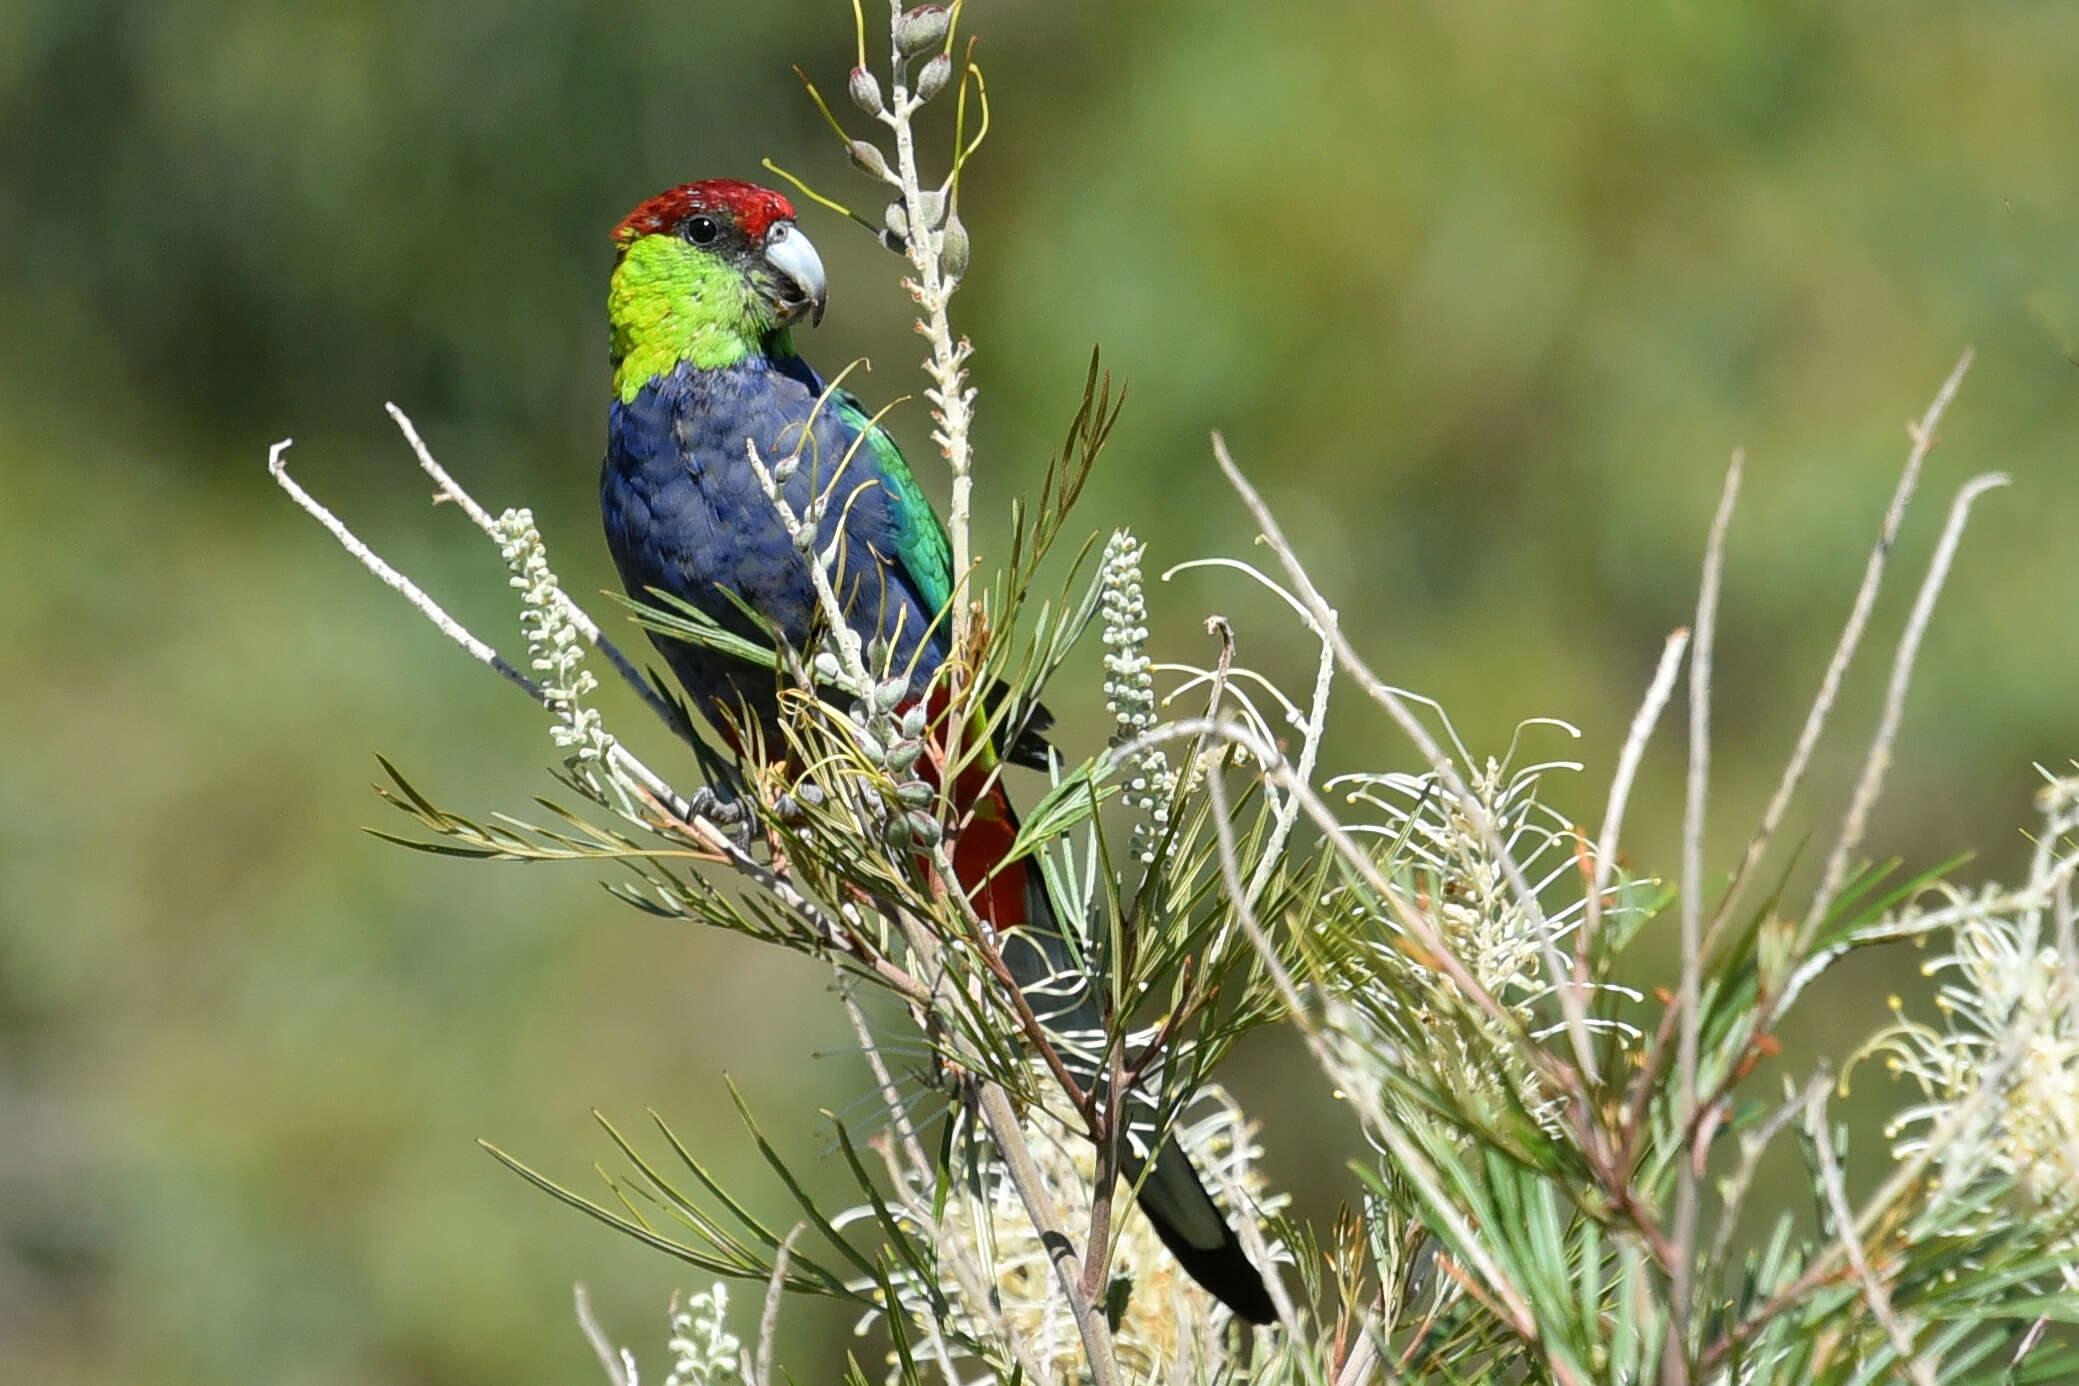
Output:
[[601, 355, 944, 736]]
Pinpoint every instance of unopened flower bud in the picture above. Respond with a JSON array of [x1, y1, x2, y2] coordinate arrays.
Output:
[[903, 809, 942, 847], [848, 65, 884, 115], [895, 781, 935, 810], [886, 738, 923, 773], [771, 453, 799, 484], [914, 52, 951, 102], [884, 201, 909, 241], [940, 212, 970, 280], [883, 816, 914, 850], [813, 651, 844, 681], [899, 706, 928, 738], [874, 677, 908, 712], [854, 728, 886, 764], [895, 5, 950, 57], [849, 140, 891, 181]]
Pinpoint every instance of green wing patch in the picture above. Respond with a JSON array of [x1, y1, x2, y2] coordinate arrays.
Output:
[[837, 392, 954, 619]]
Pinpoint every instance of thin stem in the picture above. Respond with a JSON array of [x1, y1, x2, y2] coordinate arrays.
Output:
[[268, 437, 858, 956], [1698, 999, 2039, 1373], [1079, 1048, 1122, 1306], [1666, 451, 1742, 1384], [1581, 626, 1691, 962], [879, 1, 976, 659], [1114, 716, 1592, 1127], [1201, 764, 1315, 1339], [754, 1225, 805, 1386], [1704, 350, 1973, 955], [573, 1284, 636, 1386], [385, 404, 694, 742], [1702, 1071, 1830, 1272], [1245, 583, 1337, 910], [1800, 472, 2011, 946], [1221, 916, 1552, 1375], [1211, 435, 1602, 1094], [1808, 1093, 1939, 1386], [973, 1080, 1121, 1386], [842, 991, 1056, 1386]]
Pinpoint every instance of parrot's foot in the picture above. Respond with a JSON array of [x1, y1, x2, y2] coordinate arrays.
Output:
[[770, 782, 827, 827], [683, 785, 754, 847]]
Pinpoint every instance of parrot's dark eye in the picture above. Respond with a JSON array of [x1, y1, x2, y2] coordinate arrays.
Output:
[[684, 215, 720, 246]]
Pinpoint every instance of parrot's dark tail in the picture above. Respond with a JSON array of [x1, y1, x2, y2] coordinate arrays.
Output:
[[945, 756, 1278, 1326], [1004, 824, 1278, 1327], [1128, 1138, 1279, 1324]]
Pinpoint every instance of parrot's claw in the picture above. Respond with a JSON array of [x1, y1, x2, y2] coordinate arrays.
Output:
[[683, 785, 754, 847], [770, 782, 827, 827]]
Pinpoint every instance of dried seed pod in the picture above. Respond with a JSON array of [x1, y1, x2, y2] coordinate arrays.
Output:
[[940, 211, 971, 279], [848, 139, 891, 180], [895, 5, 950, 57], [914, 52, 951, 102], [848, 65, 884, 115]]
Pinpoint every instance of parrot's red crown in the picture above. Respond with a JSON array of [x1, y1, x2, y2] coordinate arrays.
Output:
[[613, 180, 796, 247]]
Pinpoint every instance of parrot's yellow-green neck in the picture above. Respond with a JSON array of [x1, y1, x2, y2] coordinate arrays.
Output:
[[608, 233, 789, 402]]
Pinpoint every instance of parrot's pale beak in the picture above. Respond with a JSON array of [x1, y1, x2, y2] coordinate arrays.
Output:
[[761, 221, 827, 326]]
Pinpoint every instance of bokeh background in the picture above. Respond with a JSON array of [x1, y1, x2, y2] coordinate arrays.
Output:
[[5, 1, 2076, 1380]]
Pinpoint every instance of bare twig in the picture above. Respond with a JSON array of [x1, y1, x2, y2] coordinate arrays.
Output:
[[1203, 748, 1541, 1344], [386, 404, 694, 741], [1332, 1323, 1389, 1386], [267, 437, 862, 956], [753, 1225, 804, 1386], [1706, 351, 1973, 953], [1666, 451, 1742, 1385], [574, 1283, 637, 1386], [1581, 626, 1691, 960], [270, 439, 540, 700], [1111, 717, 1576, 1098], [1166, 557, 1342, 908], [838, 990, 1055, 1386], [1808, 1094, 1939, 1386], [1197, 767, 1310, 1339], [1801, 472, 2011, 945], [871, 1, 977, 657], [973, 1080, 1121, 1386], [1211, 433, 1602, 1094], [1703, 1071, 1829, 1272], [1699, 1001, 2039, 1375]]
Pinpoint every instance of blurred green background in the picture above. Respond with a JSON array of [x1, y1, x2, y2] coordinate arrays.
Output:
[[4, 1, 2076, 1380]]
